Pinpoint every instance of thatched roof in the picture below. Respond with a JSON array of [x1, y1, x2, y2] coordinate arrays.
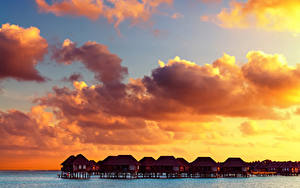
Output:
[[72, 154, 90, 165], [176, 158, 190, 167], [102, 156, 116, 162], [222, 157, 247, 167], [89, 160, 97, 166], [61, 155, 76, 166], [155, 156, 181, 166], [190, 157, 217, 167], [139, 157, 156, 166], [102, 155, 138, 166]]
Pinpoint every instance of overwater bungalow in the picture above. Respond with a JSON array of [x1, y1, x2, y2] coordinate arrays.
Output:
[[98, 156, 114, 176], [100, 155, 139, 178], [88, 160, 99, 174], [139, 157, 156, 178], [176, 158, 190, 177], [61, 155, 76, 173], [220, 157, 249, 177], [154, 156, 181, 178], [60, 154, 90, 179], [190, 157, 219, 178]]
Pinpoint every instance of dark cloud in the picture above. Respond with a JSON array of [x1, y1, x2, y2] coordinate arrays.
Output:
[[52, 39, 128, 85], [62, 73, 83, 82]]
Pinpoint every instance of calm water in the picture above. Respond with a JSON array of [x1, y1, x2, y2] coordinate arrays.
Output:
[[0, 171, 300, 188]]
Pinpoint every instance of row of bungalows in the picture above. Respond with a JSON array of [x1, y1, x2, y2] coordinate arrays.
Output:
[[60, 154, 252, 179], [250, 160, 300, 176], [190, 157, 248, 178]]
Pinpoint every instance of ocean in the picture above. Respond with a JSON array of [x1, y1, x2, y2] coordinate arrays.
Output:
[[0, 171, 299, 188]]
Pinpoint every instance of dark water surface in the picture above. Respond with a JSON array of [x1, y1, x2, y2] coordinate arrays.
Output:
[[0, 171, 300, 188]]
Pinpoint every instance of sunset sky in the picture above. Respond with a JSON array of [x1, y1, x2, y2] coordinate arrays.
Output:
[[1, 0, 300, 170]]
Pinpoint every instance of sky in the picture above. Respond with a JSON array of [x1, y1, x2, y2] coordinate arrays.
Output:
[[1, 0, 300, 170]]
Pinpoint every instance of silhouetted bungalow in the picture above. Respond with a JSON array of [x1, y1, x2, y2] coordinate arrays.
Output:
[[100, 155, 139, 178], [176, 158, 190, 173], [89, 160, 99, 173], [60, 154, 90, 179], [139, 157, 156, 172], [139, 157, 156, 178], [99, 156, 116, 173], [221, 157, 249, 177], [96, 160, 102, 171], [190, 157, 218, 178], [61, 155, 76, 173], [154, 156, 181, 178], [72, 154, 90, 172], [176, 158, 190, 178]]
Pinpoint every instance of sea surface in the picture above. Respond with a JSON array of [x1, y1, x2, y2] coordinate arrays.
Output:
[[0, 171, 300, 188]]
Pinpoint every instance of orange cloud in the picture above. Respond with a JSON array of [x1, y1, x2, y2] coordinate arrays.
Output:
[[242, 51, 300, 107], [142, 53, 293, 119], [0, 23, 48, 82], [202, 0, 300, 33], [35, 0, 103, 20], [36, 0, 172, 28]]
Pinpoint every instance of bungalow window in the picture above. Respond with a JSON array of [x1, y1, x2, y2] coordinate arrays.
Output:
[[242, 167, 247, 172], [173, 166, 179, 171], [129, 165, 136, 171], [83, 165, 86, 169], [79, 165, 82, 169]]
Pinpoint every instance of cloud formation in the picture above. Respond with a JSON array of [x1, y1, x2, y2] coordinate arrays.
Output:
[[202, 0, 300, 33], [142, 53, 297, 119], [0, 23, 48, 82], [0, 106, 58, 151], [36, 0, 173, 28], [53, 39, 128, 85], [42, 49, 300, 127], [3, 40, 300, 168]]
